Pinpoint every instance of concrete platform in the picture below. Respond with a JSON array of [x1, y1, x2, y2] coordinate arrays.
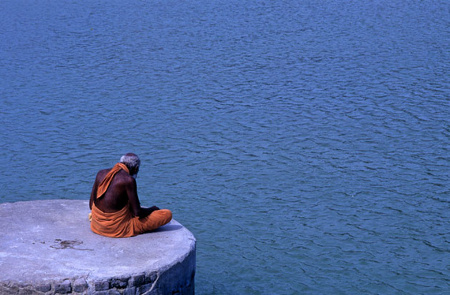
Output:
[[0, 200, 196, 295]]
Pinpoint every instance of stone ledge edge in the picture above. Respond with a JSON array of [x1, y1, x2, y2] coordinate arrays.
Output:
[[0, 245, 195, 295]]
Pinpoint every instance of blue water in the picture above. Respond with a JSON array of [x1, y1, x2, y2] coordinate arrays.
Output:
[[1, 0, 449, 294]]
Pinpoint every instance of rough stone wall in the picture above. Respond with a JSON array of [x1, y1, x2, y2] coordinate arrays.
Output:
[[0, 248, 195, 295]]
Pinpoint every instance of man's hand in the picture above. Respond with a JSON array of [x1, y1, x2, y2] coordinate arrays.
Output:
[[137, 206, 160, 219], [149, 206, 160, 211]]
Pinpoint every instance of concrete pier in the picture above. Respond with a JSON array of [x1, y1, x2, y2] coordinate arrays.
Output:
[[0, 200, 196, 295]]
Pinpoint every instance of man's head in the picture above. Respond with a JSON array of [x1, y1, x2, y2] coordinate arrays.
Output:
[[120, 153, 140, 179]]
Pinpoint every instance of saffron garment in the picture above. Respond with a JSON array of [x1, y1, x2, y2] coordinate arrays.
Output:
[[90, 162, 172, 238], [90, 203, 172, 238]]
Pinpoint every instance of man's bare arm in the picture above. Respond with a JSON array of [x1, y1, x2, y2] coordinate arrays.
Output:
[[126, 178, 159, 218], [89, 173, 100, 210]]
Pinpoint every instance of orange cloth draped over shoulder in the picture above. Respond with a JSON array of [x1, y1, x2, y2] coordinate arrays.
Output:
[[96, 163, 129, 199], [90, 163, 172, 238]]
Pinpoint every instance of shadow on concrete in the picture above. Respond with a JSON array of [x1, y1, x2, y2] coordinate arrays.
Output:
[[154, 224, 183, 232]]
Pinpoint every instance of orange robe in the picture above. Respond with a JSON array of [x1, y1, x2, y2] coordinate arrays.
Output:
[[90, 163, 172, 238]]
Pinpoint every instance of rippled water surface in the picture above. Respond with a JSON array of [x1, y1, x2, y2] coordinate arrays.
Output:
[[1, 0, 449, 294]]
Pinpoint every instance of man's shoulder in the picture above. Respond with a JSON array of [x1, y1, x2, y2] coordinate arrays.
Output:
[[95, 168, 133, 184], [115, 170, 135, 184], [96, 168, 111, 178]]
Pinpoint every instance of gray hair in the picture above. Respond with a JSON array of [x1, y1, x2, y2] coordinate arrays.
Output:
[[120, 153, 141, 169]]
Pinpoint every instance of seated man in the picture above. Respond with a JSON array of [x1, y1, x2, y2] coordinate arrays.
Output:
[[89, 153, 172, 238]]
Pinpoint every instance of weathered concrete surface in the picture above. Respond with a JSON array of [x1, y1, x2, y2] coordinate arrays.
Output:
[[0, 200, 196, 294]]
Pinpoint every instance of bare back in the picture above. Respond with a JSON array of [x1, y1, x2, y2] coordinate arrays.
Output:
[[90, 168, 138, 213]]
